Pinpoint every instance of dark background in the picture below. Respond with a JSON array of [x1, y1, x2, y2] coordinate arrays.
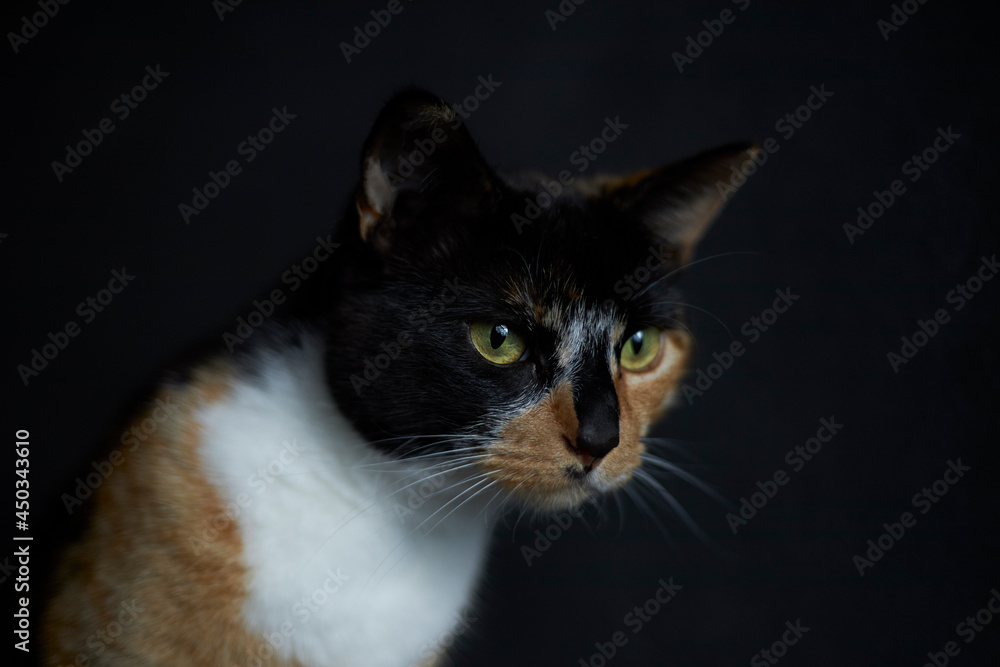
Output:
[[5, 0, 998, 665]]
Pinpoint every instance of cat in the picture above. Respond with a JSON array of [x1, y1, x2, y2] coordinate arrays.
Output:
[[42, 88, 755, 666]]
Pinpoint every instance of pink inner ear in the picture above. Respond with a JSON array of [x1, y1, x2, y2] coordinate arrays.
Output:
[[358, 157, 395, 241], [356, 194, 380, 242]]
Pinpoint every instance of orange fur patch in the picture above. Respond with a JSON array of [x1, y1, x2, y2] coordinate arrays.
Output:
[[485, 381, 582, 506], [617, 329, 691, 429], [484, 329, 690, 511], [42, 361, 303, 666]]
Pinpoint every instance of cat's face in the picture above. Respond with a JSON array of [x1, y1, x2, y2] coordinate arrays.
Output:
[[325, 90, 753, 512]]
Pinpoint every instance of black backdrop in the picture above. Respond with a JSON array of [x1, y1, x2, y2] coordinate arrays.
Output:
[[5, 1, 998, 665]]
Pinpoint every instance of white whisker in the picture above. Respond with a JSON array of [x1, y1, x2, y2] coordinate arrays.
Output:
[[640, 453, 733, 510], [633, 468, 726, 556], [622, 482, 676, 548]]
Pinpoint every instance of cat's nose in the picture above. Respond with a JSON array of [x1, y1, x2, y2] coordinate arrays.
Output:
[[571, 360, 621, 464], [573, 388, 620, 463], [575, 419, 620, 460]]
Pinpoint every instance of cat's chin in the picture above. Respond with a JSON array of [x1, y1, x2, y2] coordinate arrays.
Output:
[[499, 466, 638, 513]]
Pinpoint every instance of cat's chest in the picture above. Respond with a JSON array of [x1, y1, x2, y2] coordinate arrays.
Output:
[[196, 341, 492, 667]]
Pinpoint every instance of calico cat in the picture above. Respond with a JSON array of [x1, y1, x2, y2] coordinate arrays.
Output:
[[42, 89, 755, 666]]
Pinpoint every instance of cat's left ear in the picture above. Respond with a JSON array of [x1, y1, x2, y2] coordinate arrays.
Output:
[[356, 88, 498, 252], [604, 142, 760, 265]]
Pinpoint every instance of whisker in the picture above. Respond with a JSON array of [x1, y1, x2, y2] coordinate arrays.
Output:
[[352, 446, 489, 468], [378, 459, 489, 498], [639, 437, 700, 463], [498, 480, 528, 521], [639, 435, 704, 461], [302, 457, 490, 564], [423, 479, 498, 539], [640, 453, 734, 511], [365, 477, 501, 598], [510, 497, 531, 540], [360, 475, 494, 598], [362, 453, 493, 477], [647, 298, 735, 340], [622, 483, 676, 549], [477, 475, 517, 522], [633, 468, 727, 557], [359, 440, 491, 462], [613, 490, 626, 539], [633, 250, 760, 300], [409, 475, 494, 536], [357, 432, 493, 451], [661, 315, 697, 340], [354, 471, 486, 592]]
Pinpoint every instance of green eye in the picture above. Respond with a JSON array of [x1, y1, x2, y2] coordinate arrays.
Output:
[[620, 326, 661, 372], [470, 322, 527, 364]]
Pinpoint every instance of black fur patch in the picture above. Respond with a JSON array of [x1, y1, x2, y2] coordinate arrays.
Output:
[[310, 89, 752, 458]]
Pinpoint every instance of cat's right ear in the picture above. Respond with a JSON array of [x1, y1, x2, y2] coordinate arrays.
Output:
[[602, 142, 760, 265], [356, 89, 498, 253]]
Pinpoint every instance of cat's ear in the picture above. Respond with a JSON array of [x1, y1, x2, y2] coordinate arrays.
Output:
[[356, 89, 497, 252], [604, 142, 759, 264]]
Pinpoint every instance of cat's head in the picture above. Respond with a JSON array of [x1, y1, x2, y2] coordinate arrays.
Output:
[[325, 89, 754, 512]]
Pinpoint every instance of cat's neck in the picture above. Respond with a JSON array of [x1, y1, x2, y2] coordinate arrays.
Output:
[[197, 327, 494, 666]]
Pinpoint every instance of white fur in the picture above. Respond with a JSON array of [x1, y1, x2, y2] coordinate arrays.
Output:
[[197, 333, 493, 667]]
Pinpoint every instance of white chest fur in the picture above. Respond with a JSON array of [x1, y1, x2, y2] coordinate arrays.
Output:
[[197, 336, 493, 666]]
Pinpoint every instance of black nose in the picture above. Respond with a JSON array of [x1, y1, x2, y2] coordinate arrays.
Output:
[[573, 365, 621, 459], [575, 416, 620, 459]]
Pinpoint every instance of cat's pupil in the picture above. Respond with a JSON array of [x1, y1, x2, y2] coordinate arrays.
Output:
[[491, 324, 508, 349], [629, 330, 644, 354]]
